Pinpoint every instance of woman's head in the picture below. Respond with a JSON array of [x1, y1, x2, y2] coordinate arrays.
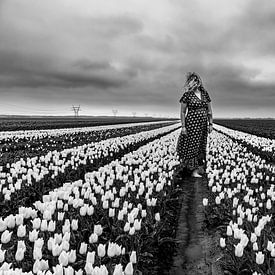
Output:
[[184, 72, 203, 92]]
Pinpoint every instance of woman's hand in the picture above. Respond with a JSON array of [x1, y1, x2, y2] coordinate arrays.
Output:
[[181, 126, 187, 135], [208, 124, 213, 134]]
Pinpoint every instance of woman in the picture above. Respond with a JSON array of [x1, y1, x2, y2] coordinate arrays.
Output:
[[176, 72, 213, 178]]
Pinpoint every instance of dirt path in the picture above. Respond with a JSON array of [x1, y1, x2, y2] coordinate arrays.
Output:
[[169, 175, 223, 275]]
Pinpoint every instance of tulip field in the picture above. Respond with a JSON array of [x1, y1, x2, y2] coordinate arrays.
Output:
[[204, 124, 275, 275], [0, 119, 274, 274]]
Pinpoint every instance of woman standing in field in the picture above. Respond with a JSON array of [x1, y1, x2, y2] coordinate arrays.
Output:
[[176, 72, 213, 178]]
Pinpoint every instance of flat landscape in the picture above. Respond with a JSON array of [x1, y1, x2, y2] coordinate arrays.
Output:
[[0, 116, 177, 131], [0, 118, 274, 274]]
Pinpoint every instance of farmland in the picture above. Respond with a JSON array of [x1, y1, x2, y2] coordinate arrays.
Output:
[[0, 116, 177, 132], [0, 119, 274, 274], [214, 119, 275, 140]]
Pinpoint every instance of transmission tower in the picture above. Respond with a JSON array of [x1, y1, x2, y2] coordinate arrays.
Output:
[[132, 111, 136, 117], [112, 109, 118, 117], [72, 105, 81, 118]]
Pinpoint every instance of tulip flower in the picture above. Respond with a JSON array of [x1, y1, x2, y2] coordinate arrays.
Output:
[[89, 233, 98, 244], [79, 243, 88, 255], [129, 227, 135, 235], [0, 219, 7, 232], [155, 213, 160, 222], [255, 251, 264, 264], [141, 210, 147, 218], [202, 198, 208, 206], [234, 243, 244, 257], [250, 233, 257, 243], [267, 241, 274, 252], [40, 219, 48, 231], [58, 251, 69, 266], [226, 226, 232, 236], [0, 249, 5, 263], [64, 266, 74, 275], [130, 251, 137, 263], [33, 247, 42, 260], [53, 264, 64, 275], [255, 227, 262, 237], [29, 230, 39, 243], [71, 219, 78, 231], [5, 215, 15, 229], [61, 240, 70, 252], [94, 224, 103, 236], [15, 214, 24, 226], [133, 219, 141, 231], [124, 222, 130, 232], [86, 251, 95, 265], [125, 262, 134, 275], [84, 262, 93, 275], [32, 218, 41, 230], [113, 264, 124, 275], [17, 224, 26, 238], [266, 199, 272, 210], [33, 259, 42, 274], [15, 248, 25, 262], [1, 230, 12, 244], [97, 243, 106, 258], [220, 238, 226, 248]]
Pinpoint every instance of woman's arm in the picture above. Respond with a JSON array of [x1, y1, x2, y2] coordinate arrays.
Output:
[[180, 102, 188, 127], [207, 102, 213, 126]]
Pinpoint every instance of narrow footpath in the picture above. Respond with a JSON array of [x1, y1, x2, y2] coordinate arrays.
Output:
[[169, 175, 223, 275]]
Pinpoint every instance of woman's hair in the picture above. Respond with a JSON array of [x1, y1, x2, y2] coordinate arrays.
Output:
[[182, 72, 206, 93]]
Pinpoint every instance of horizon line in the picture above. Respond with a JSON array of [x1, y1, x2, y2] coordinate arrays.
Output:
[[0, 114, 274, 120]]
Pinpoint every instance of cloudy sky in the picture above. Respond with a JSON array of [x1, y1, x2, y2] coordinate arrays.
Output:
[[0, 0, 274, 118]]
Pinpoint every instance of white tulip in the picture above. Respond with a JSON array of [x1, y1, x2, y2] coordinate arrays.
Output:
[[220, 238, 226, 248], [255, 251, 264, 264], [234, 243, 243, 257], [1, 230, 12, 244], [124, 262, 134, 275], [97, 243, 106, 258], [202, 198, 208, 206]]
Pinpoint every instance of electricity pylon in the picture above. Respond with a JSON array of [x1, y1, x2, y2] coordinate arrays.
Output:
[[112, 109, 118, 117], [72, 105, 81, 118]]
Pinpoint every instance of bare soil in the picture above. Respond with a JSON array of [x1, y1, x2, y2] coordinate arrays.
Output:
[[168, 174, 224, 275]]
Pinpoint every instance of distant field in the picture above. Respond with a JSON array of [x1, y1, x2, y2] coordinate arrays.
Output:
[[214, 119, 275, 139], [0, 116, 178, 131]]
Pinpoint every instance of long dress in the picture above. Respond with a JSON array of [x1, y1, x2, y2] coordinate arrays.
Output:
[[176, 88, 211, 171]]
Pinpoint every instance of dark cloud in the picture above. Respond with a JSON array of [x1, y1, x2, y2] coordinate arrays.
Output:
[[0, 0, 274, 117], [0, 49, 137, 88]]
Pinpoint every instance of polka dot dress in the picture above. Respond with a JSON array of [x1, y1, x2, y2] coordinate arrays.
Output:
[[176, 88, 211, 171]]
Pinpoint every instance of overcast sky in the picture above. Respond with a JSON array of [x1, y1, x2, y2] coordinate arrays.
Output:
[[0, 0, 274, 118]]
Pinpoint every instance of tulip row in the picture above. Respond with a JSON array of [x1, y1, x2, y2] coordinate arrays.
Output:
[[0, 128, 181, 274], [203, 129, 275, 274], [0, 123, 181, 218], [0, 120, 174, 140], [213, 124, 275, 162], [214, 120, 275, 140], [0, 121, 177, 165]]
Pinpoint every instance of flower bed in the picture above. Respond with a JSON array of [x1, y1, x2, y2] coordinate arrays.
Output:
[[0, 121, 176, 166], [0, 123, 181, 218], [203, 130, 275, 274], [214, 124, 275, 163], [0, 129, 182, 274]]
